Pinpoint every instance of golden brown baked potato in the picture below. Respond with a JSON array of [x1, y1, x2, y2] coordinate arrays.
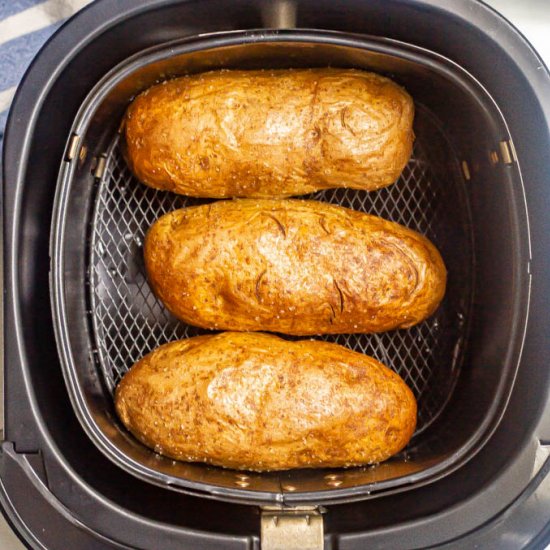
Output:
[[115, 332, 417, 471], [124, 68, 414, 197], [144, 199, 446, 335]]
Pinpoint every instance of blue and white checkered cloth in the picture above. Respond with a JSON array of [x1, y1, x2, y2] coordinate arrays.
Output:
[[0, 0, 92, 141]]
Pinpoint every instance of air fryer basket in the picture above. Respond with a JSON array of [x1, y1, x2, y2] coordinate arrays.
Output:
[[51, 30, 530, 504]]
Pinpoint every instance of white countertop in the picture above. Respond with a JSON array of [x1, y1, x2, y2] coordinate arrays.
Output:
[[484, 0, 550, 65]]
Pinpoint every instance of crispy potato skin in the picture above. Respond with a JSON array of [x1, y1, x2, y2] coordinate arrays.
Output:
[[124, 69, 414, 198], [115, 332, 417, 471], [144, 199, 446, 335]]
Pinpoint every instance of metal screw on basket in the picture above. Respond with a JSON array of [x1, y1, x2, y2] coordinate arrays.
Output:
[[79, 145, 87, 165], [235, 480, 250, 488]]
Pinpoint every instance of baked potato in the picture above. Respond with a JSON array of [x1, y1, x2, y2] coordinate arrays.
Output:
[[144, 199, 446, 335], [124, 68, 414, 197], [115, 332, 417, 471]]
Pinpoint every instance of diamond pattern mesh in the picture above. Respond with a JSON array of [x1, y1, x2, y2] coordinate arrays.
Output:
[[89, 118, 472, 434]]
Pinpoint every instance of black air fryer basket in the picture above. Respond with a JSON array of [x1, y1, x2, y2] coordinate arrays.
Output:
[[3, 1, 550, 548], [52, 29, 522, 503]]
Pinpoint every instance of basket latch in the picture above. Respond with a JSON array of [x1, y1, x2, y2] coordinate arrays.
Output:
[[261, 506, 324, 550]]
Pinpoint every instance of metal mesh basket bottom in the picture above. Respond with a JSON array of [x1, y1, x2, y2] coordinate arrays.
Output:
[[89, 107, 472, 435]]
